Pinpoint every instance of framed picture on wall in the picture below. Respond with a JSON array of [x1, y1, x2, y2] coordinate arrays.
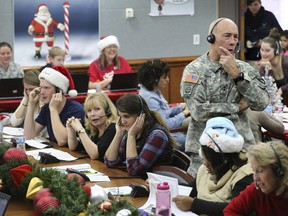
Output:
[[13, 0, 99, 67], [150, 0, 194, 17]]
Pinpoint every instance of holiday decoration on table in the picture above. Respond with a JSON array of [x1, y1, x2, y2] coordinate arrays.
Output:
[[0, 143, 148, 215]]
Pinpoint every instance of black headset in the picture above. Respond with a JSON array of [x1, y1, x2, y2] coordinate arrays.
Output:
[[205, 132, 229, 166], [105, 101, 112, 117], [207, 18, 226, 44], [270, 144, 285, 179], [275, 40, 280, 55], [137, 94, 144, 115]]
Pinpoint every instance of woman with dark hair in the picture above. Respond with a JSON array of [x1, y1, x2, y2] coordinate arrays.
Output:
[[0, 42, 24, 78], [173, 117, 253, 216], [104, 94, 176, 176], [138, 59, 190, 151]]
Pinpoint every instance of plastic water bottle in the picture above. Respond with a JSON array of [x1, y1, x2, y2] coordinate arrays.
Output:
[[156, 182, 171, 216], [273, 99, 283, 123], [16, 128, 26, 151], [0, 122, 3, 143]]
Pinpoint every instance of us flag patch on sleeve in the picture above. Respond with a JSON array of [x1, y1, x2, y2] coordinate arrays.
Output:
[[184, 73, 199, 83]]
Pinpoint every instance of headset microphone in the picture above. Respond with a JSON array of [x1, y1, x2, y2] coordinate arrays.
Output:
[[235, 42, 240, 53], [96, 111, 111, 119]]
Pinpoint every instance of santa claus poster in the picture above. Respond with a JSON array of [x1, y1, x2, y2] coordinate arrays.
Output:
[[13, 0, 99, 67]]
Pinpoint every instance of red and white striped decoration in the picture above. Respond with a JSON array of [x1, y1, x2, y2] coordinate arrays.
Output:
[[63, 2, 70, 60]]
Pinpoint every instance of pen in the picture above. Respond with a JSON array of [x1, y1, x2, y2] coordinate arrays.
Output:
[[82, 170, 97, 174]]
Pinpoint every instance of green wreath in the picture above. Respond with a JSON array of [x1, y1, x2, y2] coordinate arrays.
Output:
[[0, 143, 146, 216]]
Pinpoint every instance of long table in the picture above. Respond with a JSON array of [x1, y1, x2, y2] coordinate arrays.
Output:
[[0, 90, 138, 112], [5, 145, 147, 216]]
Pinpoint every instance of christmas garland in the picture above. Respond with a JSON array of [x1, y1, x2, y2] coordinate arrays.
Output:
[[0, 144, 147, 216]]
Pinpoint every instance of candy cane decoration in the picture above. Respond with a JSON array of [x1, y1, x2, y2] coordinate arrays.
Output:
[[63, 2, 70, 60]]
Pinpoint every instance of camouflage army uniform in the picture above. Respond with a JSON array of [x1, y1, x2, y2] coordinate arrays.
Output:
[[180, 53, 270, 177], [0, 62, 24, 79]]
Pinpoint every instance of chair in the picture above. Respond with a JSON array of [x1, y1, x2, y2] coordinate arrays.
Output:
[[171, 148, 191, 171], [152, 165, 194, 186]]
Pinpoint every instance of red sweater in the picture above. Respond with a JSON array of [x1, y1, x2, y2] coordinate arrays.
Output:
[[224, 182, 288, 216], [88, 56, 132, 82]]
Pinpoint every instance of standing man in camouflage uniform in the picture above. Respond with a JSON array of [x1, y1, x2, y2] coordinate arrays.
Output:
[[180, 18, 270, 177]]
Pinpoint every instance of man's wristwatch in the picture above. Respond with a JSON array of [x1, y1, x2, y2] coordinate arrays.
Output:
[[77, 128, 86, 134], [234, 72, 244, 84]]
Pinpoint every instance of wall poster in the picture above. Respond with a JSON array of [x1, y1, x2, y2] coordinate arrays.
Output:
[[150, 0, 194, 17], [13, 0, 99, 67]]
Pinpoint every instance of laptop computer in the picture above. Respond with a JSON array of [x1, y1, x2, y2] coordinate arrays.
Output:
[[109, 72, 139, 92], [0, 192, 11, 216], [71, 73, 89, 95], [0, 78, 24, 99]]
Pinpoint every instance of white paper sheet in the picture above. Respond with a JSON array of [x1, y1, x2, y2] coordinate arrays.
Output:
[[25, 140, 48, 149], [104, 186, 132, 196], [26, 148, 78, 161], [140, 172, 197, 216], [45, 163, 110, 182], [3, 127, 23, 136]]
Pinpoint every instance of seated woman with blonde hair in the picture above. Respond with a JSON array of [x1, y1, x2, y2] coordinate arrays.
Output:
[[224, 141, 288, 215], [66, 92, 117, 161]]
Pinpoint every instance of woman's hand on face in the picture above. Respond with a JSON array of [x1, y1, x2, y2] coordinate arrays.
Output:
[[128, 113, 145, 137], [172, 195, 194, 211], [259, 60, 272, 69], [28, 87, 41, 104], [116, 117, 126, 134]]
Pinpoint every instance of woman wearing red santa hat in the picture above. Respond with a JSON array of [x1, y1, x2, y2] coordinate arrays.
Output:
[[24, 66, 85, 146], [88, 35, 132, 90]]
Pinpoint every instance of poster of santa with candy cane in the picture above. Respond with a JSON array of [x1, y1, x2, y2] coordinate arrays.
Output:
[[13, 0, 99, 67]]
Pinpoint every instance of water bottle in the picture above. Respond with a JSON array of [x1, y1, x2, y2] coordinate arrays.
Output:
[[16, 128, 26, 151], [273, 99, 283, 123], [156, 182, 171, 216], [0, 121, 3, 143]]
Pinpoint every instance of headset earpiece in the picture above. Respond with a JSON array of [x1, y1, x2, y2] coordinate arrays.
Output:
[[207, 34, 216, 44], [137, 95, 144, 115], [207, 18, 225, 44], [105, 101, 112, 117], [270, 144, 285, 179], [275, 41, 280, 55]]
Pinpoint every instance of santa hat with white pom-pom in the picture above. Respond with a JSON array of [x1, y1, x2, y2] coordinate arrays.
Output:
[[39, 66, 78, 97]]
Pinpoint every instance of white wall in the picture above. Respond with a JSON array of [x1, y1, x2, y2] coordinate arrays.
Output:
[[262, 0, 288, 30]]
